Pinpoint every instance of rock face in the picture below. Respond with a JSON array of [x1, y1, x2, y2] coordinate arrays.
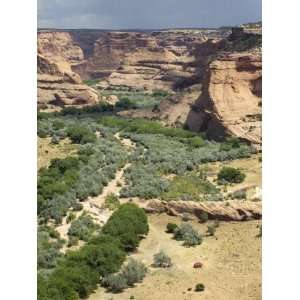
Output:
[[37, 28, 262, 147], [71, 30, 211, 91], [157, 30, 262, 146], [186, 52, 262, 146], [37, 32, 99, 107], [145, 199, 261, 221]]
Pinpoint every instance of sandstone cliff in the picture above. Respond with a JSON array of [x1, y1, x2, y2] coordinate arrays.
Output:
[[37, 32, 99, 106], [71, 31, 209, 91], [157, 31, 262, 146]]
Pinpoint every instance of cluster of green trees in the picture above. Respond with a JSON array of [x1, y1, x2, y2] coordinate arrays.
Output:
[[38, 157, 81, 219], [38, 117, 128, 223], [38, 204, 149, 300], [102, 203, 149, 251], [98, 116, 199, 139]]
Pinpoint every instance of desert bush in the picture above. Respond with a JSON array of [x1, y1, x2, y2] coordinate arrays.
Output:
[[68, 214, 99, 241], [37, 229, 62, 270], [66, 212, 76, 224], [102, 273, 128, 293], [174, 223, 202, 246], [102, 259, 147, 292], [67, 236, 79, 247], [122, 259, 147, 286], [153, 250, 172, 268], [104, 194, 120, 210], [152, 89, 169, 97], [166, 223, 178, 233], [195, 283, 205, 292], [199, 211, 209, 223], [231, 190, 247, 199], [67, 126, 96, 144], [181, 213, 191, 222], [116, 97, 137, 109], [206, 224, 216, 236], [72, 202, 83, 212], [217, 167, 246, 184]]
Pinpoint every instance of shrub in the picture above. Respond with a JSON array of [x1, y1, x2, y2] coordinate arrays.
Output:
[[116, 97, 137, 109], [181, 213, 191, 222], [174, 223, 202, 247], [104, 194, 120, 210], [217, 167, 246, 184], [206, 224, 216, 236], [68, 214, 99, 242], [195, 283, 205, 292], [102, 203, 149, 251], [231, 190, 247, 200], [121, 259, 147, 286], [166, 223, 178, 233], [67, 126, 96, 144], [102, 259, 147, 292], [72, 202, 83, 212], [102, 273, 128, 293], [153, 250, 172, 268], [67, 212, 76, 224], [199, 211, 209, 223], [67, 236, 79, 247]]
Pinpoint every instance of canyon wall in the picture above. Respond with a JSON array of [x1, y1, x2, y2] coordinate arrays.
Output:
[[37, 32, 99, 107], [37, 27, 261, 146]]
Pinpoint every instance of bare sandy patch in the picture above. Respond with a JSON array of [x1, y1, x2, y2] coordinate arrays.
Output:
[[37, 137, 77, 170], [89, 214, 261, 300]]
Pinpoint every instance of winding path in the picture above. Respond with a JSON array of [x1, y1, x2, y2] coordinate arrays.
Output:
[[55, 132, 136, 252]]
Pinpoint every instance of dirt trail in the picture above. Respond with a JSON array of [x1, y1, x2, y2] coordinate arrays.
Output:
[[56, 133, 135, 251]]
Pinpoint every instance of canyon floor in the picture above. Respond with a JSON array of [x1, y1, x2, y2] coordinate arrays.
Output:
[[90, 214, 261, 300]]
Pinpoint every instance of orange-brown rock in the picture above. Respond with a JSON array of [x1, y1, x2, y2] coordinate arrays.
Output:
[[37, 32, 99, 107], [145, 199, 261, 221], [157, 30, 262, 147], [186, 52, 262, 146]]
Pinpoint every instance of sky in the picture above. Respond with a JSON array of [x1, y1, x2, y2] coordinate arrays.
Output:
[[38, 0, 262, 29]]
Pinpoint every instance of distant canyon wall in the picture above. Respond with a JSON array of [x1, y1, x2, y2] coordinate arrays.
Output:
[[37, 27, 262, 146]]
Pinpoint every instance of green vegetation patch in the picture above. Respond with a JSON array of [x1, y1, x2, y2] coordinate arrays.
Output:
[[161, 173, 219, 201], [38, 204, 149, 300], [68, 213, 99, 242], [98, 116, 198, 139], [217, 167, 246, 184]]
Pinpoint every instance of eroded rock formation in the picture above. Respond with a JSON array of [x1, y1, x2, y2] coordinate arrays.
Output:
[[37, 32, 99, 107], [145, 199, 262, 221]]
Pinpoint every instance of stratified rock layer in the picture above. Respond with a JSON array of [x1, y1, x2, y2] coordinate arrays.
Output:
[[145, 199, 261, 221], [37, 32, 99, 106]]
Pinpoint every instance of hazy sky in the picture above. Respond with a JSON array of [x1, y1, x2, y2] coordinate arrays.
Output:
[[38, 0, 262, 29]]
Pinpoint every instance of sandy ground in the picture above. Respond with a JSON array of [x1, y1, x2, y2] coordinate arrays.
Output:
[[37, 137, 77, 170], [202, 155, 262, 200], [89, 214, 261, 300]]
